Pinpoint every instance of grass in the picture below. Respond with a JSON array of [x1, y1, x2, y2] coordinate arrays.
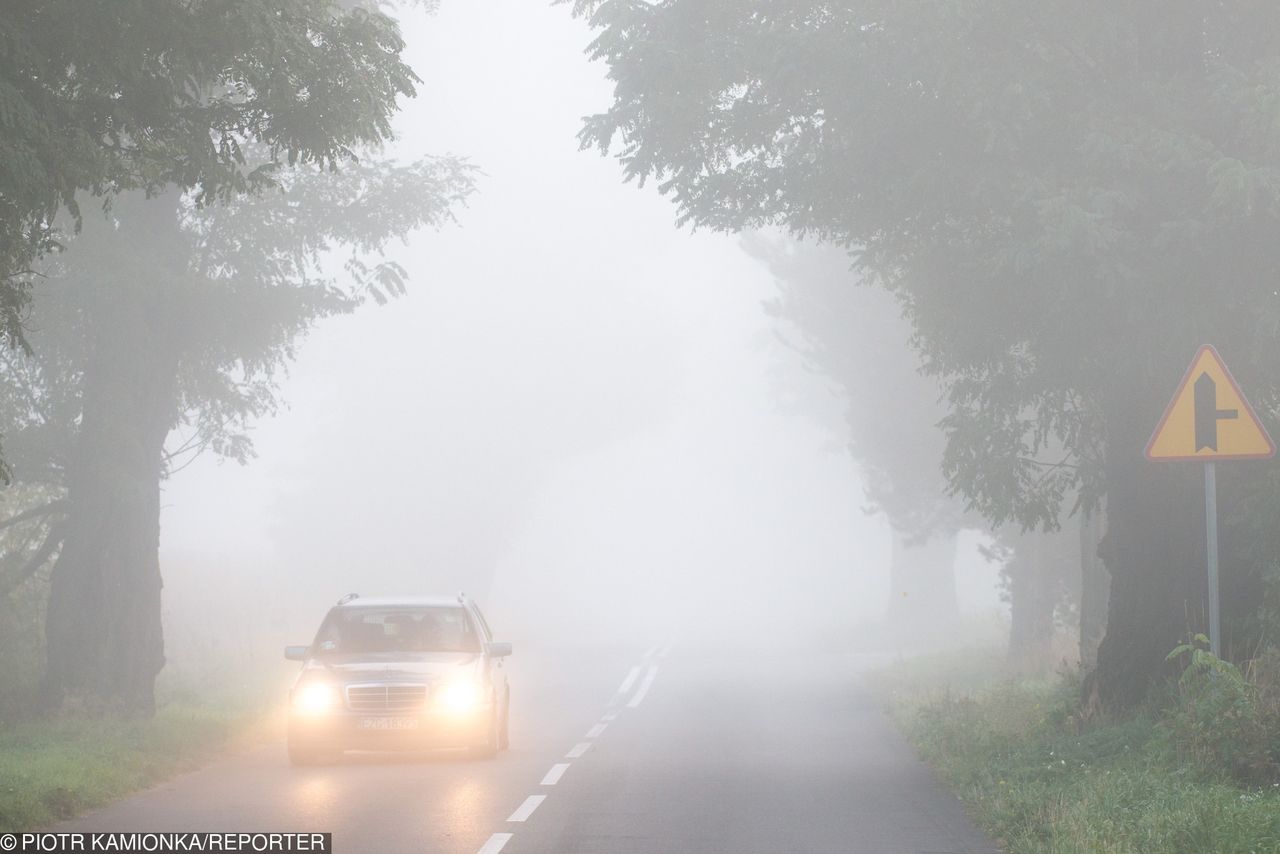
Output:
[[872, 650, 1280, 853], [0, 680, 283, 831]]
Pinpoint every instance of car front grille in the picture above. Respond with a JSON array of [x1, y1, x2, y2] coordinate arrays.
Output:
[[345, 683, 428, 712]]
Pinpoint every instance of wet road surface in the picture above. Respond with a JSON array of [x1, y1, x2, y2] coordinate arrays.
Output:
[[58, 644, 997, 854]]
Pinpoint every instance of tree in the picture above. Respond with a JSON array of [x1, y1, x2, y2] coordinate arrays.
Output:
[[747, 236, 966, 645], [1, 153, 473, 715], [754, 236, 1085, 658], [980, 524, 1078, 669], [565, 1, 1280, 707], [0, 0, 417, 351], [1078, 502, 1109, 668]]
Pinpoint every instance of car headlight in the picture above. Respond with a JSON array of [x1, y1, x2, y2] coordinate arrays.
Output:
[[293, 682, 340, 715], [435, 680, 483, 714]]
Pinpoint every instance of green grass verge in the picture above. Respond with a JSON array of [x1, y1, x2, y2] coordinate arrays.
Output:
[[0, 694, 279, 831], [873, 651, 1280, 853]]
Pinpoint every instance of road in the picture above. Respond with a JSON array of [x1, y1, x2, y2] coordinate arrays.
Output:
[[58, 644, 998, 854]]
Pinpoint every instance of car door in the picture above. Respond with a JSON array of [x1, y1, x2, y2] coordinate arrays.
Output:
[[470, 603, 506, 702]]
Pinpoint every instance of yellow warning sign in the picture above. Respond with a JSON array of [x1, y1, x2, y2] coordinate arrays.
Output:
[[1146, 345, 1275, 461]]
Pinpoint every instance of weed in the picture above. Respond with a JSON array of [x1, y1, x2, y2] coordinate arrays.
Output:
[[873, 650, 1280, 853]]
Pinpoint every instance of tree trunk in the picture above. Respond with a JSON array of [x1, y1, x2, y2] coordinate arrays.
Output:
[[1087, 384, 1207, 710], [43, 196, 183, 716], [1078, 504, 1109, 669], [1007, 534, 1058, 670], [887, 527, 959, 648]]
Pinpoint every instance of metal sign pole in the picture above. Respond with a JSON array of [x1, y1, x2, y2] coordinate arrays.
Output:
[[1204, 460, 1220, 657]]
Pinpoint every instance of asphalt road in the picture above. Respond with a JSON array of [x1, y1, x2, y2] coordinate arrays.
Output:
[[58, 644, 998, 854]]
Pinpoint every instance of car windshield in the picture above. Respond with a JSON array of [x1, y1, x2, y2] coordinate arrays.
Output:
[[313, 607, 480, 655]]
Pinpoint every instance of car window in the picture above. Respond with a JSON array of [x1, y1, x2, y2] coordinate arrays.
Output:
[[313, 607, 480, 654], [470, 605, 494, 642]]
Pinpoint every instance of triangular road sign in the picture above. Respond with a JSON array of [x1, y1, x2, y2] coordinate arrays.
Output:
[[1146, 345, 1275, 461]]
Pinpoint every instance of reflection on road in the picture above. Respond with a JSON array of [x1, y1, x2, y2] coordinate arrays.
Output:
[[57, 644, 995, 854]]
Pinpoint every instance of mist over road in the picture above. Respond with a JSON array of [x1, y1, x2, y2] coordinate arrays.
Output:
[[57, 645, 994, 854]]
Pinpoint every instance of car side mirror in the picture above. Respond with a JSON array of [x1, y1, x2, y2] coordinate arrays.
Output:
[[284, 645, 309, 661], [485, 641, 512, 658]]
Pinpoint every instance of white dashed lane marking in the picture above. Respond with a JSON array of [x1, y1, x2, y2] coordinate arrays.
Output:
[[507, 795, 546, 823], [478, 647, 664, 853], [540, 763, 570, 785], [627, 665, 659, 708], [476, 833, 513, 854], [616, 665, 642, 695]]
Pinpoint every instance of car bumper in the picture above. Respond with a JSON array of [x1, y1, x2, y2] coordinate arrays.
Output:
[[288, 706, 493, 752]]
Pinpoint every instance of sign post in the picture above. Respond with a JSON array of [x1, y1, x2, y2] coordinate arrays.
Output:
[[1146, 345, 1275, 657], [1203, 461, 1219, 655]]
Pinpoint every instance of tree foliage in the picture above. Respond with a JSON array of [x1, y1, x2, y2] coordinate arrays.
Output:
[[0, 0, 471, 713], [0, 151, 472, 713], [0, 0, 419, 349], [566, 0, 1280, 521], [2, 153, 473, 538], [7, 153, 474, 473]]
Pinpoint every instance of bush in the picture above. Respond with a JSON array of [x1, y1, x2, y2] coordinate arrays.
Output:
[[875, 650, 1280, 853], [1163, 634, 1278, 784]]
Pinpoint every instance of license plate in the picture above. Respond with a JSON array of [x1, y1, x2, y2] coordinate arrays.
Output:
[[358, 716, 419, 731]]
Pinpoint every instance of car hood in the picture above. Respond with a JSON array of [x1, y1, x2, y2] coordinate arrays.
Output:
[[300, 651, 479, 683]]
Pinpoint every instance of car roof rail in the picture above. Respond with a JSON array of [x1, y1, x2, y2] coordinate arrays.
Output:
[[337, 592, 360, 605]]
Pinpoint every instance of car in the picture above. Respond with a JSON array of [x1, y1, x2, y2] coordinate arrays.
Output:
[[283, 592, 512, 765]]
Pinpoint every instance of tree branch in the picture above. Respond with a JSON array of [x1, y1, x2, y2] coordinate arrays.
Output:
[[0, 498, 68, 533], [1019, 455, 1078, 472], [0, 521, 65, 595]]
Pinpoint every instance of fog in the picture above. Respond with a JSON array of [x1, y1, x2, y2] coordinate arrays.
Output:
[[152, 0, 1001, 683], [16, 5, 1280, 850], [21, 2, 1239, 848]]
